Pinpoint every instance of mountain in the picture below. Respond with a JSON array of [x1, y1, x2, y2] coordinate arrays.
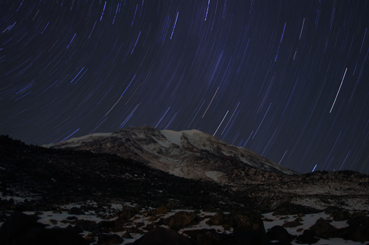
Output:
[[0, 135, 248, 210], [47, 126, 297, 184], [1, 133, 369, 244], [43, 126, 369, 213]]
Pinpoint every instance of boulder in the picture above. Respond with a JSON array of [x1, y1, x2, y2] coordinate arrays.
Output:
[[68, 207, 85, 215], [282, 218, 302, 228], [231, 211, 266, 232], [266, 225, 295, 243], [340, 212, 369, 242], [205, 210, 269, 244], [183, 228, 230, 245], [295, 229, 319, 244], [117, 206, 140, 220], [99, 206, 140, 232], [40, 228, 88, 245], [206, 212, 226, 226], [0, 211, 45, 244], [164, 211, 200, 230], [324, 207, 350, 221], [309, 218, 339, 239], [122, 232, 133, 238], [74, 220, 99, 232], [132, 226, 192, 245], [232, 226, 270, 245], [97, 233, 124, 244]]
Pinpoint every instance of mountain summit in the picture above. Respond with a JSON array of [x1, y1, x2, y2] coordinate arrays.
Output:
[[48, 126, 297, 184]]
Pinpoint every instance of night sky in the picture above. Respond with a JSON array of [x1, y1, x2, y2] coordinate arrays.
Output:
[[1, 0, 369, 174]]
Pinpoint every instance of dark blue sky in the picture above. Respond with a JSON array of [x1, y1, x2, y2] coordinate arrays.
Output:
[[1, 0, 369, 174]]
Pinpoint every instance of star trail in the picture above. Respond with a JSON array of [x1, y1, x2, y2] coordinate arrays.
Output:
[[1, 0, 369, 174]]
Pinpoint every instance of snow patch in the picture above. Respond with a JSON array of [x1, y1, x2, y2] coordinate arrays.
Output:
[[161, 130, 183, 147], [160, 129, 204, 148], [205, 171, 224, 182], [152, 136, 172, 148], [12, 207, 366, 245], [262, 212, 364, 245]]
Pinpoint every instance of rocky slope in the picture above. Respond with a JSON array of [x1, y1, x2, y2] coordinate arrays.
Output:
[[0, 135, 249, 211], [47, 126, 297, 184]]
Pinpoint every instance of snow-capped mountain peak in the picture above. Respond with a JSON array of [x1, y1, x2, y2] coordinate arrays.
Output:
[[160, 129, 201, 148], [48, 126, 297, 184]]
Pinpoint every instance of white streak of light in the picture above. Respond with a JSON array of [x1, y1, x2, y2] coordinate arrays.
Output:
[[202, 87, 219, 118], [329, 68, 347, 113], [221, 101, 240, 135], [213, 110, 229, 136], [299, 18, 305, 40], [278, 150, 288, 165]]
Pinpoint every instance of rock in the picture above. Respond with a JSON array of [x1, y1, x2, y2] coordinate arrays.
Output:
[[183, 229, 231, 245], [0, 211, 45, 244], [84, 232, 97, 244], [0, 211, 6, 222], [67, 216, 78, 220], [122, 232, 133, 238], [74, 220, 99, 232], [340, 212, 369, 242], [269, 242, 293, 245], [232, 226, 270, 245], [266, 225, 295, 243], [295, 229, 319, 244], [97, 233, 124, 244], [68, 224, 84, 234], [68, 207, 85, 215], [125, 226, 144, 234], [282, 218, 302, 228], [50, 219, 58, 225], [204, 210, 268, 244], [40, 228, 88, 245], [117, 206, 140, 220], [164, 211, 200, 230], [206, 212, 226, 226], [309, 218, 339, 239], [142, 223, 154, 231], [146, 205, 170, 216], [132, 226, 192, 245], [231, 211, 266, 232], [135, 222, 145, 228], [99, 206, 140, 232], [324, 206, 350, 221]]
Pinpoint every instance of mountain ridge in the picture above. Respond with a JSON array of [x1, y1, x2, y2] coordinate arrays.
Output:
[[47, 126, 297, 184]]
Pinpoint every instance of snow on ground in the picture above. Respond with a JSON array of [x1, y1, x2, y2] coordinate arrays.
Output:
[[23, 211, 111, 228], [262, 212, 365, 245], [0, 195, 27, 203], [204, 171, 224, 182], [2, 204, 368, 245]]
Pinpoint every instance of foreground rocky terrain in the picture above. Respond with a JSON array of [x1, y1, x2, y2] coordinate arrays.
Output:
[[1, 133, 369, 244]]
